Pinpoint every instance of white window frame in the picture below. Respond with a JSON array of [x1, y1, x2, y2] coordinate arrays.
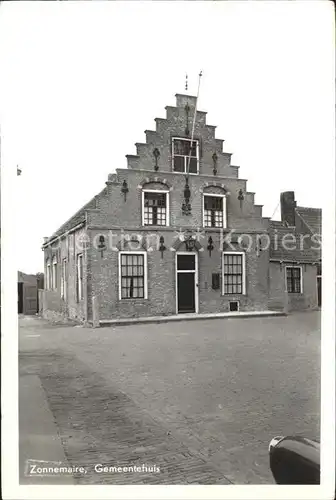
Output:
[[141, 189, 170, 227], [118, 251, 148, 300], [52, 256, 57, 291], [61, 258, 67, 300], [222, 251, 246, 296], [46, 260, 51, 290], [202, 193, 227, 229], [285, 265, 303, 294], [76, 254, 84, 301], [172, 137, 200, 175]]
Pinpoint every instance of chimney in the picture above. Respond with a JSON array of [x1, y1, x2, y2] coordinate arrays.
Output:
[[280, 191, 297, 227]]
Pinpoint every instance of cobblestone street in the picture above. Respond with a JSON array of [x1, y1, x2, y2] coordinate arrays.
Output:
[[19, 312, 320, 485]]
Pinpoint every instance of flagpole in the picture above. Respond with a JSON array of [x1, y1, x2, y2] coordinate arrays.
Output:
[[186, 70, 202, 179]]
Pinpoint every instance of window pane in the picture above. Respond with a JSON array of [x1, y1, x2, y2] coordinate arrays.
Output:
[[173, 156, 184, 172], [188, 157, 198, 173], [177, 255, 195, 271]]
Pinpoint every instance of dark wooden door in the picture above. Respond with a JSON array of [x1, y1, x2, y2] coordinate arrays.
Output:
[[24, 285, 38, 315], [317, 277, 321, 307], [177, 272, 195, 313]]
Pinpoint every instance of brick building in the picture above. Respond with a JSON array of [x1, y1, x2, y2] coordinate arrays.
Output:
[[41, 93, 322, 324]]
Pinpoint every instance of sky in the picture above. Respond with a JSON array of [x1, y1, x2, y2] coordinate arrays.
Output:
[[0, 1, 334, 274]]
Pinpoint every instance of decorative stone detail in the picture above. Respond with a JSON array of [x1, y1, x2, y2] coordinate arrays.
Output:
[[201, 183, 227, 194], [138, 177, 172, 189], [153, 148, 160, 171]]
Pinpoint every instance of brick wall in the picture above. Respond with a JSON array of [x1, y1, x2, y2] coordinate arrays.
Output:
[[86, 228, 270, 320], [42, 229, 87, 322]]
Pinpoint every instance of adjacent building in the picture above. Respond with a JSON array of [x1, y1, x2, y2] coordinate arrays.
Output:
[[18, 271, 44, 315], [41, 93, 322, 324]]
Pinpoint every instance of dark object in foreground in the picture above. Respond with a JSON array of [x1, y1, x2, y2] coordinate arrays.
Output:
[[269, 436, 320, 484]]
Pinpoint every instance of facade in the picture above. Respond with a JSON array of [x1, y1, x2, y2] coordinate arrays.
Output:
[[41, 93, 321, 324], [269, 193, 322, 312]]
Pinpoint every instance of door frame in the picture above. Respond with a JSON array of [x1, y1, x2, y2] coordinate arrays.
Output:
[[175, 251, 199, 314]]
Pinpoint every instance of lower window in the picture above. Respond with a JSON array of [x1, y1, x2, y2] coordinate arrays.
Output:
[[286, 266, 302, 293], [223, 253, 245, 294], [120, 253, 146, 299]]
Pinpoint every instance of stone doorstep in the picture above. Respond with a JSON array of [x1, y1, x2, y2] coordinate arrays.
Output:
[[98, 310, 286, 328]]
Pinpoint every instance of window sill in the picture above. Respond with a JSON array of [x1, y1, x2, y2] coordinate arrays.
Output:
[[118, 298, 149, 302], [143, 225, 169, 228], [221, 293, 246, 297], [172, 171, 199, 176]]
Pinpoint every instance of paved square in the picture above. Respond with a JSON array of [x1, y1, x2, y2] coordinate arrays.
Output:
[[19, 312, 320, 484]]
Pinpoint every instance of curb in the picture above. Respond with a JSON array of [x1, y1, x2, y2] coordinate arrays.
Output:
[[97, 311, 287, 328]]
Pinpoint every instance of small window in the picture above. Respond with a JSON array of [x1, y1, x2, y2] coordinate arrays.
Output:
[[229, 301, 239, 312], [52, 256, 57, 291], [223, 253, 245, 295], [61, 258, 67, 300], [76, 254, 84, 301], [120, 253, 147, 299], [172, 138, 199, 174], [204, 195, 225, 228], [286, 267, 302, 293], [143, 191, 168, 226]]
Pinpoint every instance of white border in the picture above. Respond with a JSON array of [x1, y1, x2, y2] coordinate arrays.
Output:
[[141, 189, 170, 227], [202, 193, 227, 229], [175, 251, 199, 314], [172, 137, 200, 174], [285, 265, 303, 294], [118, 251, 148, 300], [222, 251, 246, 296]]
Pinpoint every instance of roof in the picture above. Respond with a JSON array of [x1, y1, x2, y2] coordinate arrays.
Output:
[[295, 206, 322, 236], [43, 188, 107, 245], [269, 205, 322, 263]]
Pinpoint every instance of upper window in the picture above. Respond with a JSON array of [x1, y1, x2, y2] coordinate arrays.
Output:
[[172, 138, 199, 174], [46, 260, 51, 290], [142, 190, 169, 226], [222, 252, 246, 295], [119, 252, 148, 300], [52, 256, 57, 291], [203, 195, 226, 228], [76, 254, 84, 301], [286, 266, 302, 293], [61, 258, 67, 300]]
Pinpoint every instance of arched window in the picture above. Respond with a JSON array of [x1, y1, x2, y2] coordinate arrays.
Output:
[[46, 259, 51, 290], [52, 256, 58, 291], [141, 182, 170, 227]]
